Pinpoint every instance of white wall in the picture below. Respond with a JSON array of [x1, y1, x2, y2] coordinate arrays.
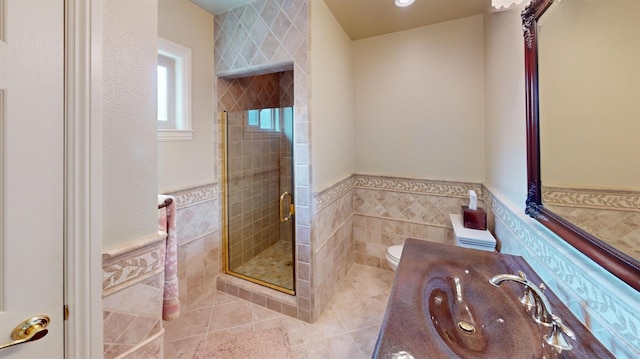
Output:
[[538, 0, 640, 190], [484, 8, 527, 209], [352, 15, 485, 182], [102, 0, 158, 250], [310, 0, 355, 191], [158, 0, 215, 192]]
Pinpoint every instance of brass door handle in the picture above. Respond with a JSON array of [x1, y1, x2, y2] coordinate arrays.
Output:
[[0, 315, 50, 351], [279, 192, 295, 223]]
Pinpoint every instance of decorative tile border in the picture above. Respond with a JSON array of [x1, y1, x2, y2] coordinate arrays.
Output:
[[314, 175, 484, 213], [313, 176, 355, 212], [102, 233, 166, 297], [354, 174, 483, 198], [543, 186, 640, 211], [485, 187, 640, 355], [167, 183, 218, 208]]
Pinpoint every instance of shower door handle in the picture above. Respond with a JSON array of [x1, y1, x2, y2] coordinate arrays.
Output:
[[279, 192, 295, 223]]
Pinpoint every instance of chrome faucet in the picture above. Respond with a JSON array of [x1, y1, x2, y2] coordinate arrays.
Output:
[[489, 271, 554, 325], [490, 271, 575, 352]]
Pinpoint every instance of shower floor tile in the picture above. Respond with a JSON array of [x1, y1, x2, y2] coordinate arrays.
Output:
[[234, 240, 294, 290]]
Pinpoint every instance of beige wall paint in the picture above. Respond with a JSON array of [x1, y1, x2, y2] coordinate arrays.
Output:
[[538, 0, 640, 190], [352, 15, 485, 182], [310, 0, 355, 191], [483, 8, 527, 209], [102, 0, 158, 250], [158, 0, 215, 192]]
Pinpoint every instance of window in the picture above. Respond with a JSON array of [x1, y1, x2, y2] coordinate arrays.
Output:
[[157, 55, 175, 129], [157, 37, 192, 141], [247, 107, 288, 132]]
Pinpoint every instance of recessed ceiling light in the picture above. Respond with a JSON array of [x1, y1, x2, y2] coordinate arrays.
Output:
[[394, 0, 415, 8]]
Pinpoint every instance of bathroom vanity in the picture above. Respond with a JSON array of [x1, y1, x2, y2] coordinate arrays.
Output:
[[373, 239, 614, 358]]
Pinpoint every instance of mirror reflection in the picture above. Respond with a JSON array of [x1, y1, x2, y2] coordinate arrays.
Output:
[[537, 0, 640, 260]]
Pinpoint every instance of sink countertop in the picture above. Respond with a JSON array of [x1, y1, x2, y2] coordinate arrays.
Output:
[[373, 238, 615, 359]]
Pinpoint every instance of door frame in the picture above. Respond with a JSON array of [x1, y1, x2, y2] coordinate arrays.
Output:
[[64, 0, 103, 357]]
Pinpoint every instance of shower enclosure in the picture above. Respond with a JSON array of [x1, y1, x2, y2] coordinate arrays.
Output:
[[223, 105, 295, 294]]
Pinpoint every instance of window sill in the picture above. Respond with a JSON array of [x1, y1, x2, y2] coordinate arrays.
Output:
[[158, 129, 193, 142]]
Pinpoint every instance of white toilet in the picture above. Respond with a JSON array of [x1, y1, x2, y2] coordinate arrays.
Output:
[[385, 244, 404, 271], [385, 215, 497, 271]]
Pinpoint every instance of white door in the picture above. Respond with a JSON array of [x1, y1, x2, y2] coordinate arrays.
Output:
[[0, 0, 65, 358]]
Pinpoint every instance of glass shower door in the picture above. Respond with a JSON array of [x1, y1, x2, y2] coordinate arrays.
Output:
[[224, 107, 295, 293]]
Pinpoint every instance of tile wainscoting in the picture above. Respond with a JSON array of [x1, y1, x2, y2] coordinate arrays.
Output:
[[486, 187, 640, 358], [312, 176, 355, 321], [102, 176, 637, 357], [168, 183, 221, 307], [315, 175, 639, 357], [352, 175, 484, 270], [102, 234, 166, 359], [311, 175, 483, 319], [102, 183, 220, 358]]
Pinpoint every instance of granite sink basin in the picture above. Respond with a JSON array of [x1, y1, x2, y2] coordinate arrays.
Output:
[[373, 239, 615, 359], [424, 265, 542, 358]]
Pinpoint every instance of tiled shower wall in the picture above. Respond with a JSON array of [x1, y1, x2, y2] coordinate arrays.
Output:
[[543, 186, 640, 261], [226, 113, 282, 269], [221, 71, 294, 270], [214, 0, 313, 322], [218, 71, 291, 112]]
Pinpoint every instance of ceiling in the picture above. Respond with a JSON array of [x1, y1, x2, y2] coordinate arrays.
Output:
[[191, 0, 494, 40], [324, 0, 492, 40], [190, 0, 254, 15]]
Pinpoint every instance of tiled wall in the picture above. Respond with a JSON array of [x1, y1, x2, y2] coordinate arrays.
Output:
[[543, 186, 640, 261], [220, 71, 294, 270], [218, 71, 291, 112], [102, 235, 166, 359], [214, 0, 313, 322], [173, 177, 639, 357], [214, 0, 308, 76], [102, 183, 219, 358], [312, 177, 355, 319], [168, 184, 220, 307], [310, 175, 484, 318], [352, 175, 484, 270], [226, 111, 283, 269], [216, 169, 484, 322], [486, 188, 640, 358]]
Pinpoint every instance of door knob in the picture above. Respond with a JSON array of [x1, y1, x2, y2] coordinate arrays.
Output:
[[0, 315, 50, 350]]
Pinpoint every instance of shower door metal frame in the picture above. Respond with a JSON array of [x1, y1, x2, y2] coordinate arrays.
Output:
[[221, 111, 296, 295]]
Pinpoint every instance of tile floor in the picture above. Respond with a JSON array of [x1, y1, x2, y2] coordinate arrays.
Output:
[[164, 264, 395, 358], [233, 240, 294, 290]]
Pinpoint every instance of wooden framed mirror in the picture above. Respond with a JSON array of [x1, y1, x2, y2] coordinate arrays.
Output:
[[522, 0, 640, 291]]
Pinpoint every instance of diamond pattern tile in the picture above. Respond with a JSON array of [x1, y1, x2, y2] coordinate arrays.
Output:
[[215, 0, 308, 75], [215, 0, 311, 322]]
